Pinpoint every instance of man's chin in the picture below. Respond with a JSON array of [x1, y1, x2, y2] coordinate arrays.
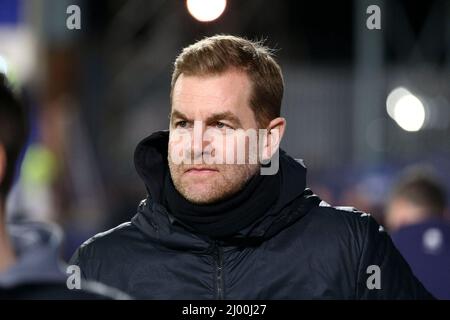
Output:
[[181, 185, 220, 205], [185, 195, 218, 205]]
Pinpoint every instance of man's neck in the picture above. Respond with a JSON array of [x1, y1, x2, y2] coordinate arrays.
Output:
[[0, 203, 16, 273]]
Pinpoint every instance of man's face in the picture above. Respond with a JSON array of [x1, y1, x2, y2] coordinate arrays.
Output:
[[385, 197, 425, 231], [168, 68, 261, 204]]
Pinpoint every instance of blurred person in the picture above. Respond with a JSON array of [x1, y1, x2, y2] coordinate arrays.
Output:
[[386, 169, 450, 299], [71, 35, 432, 299], [0, 74, 129, 299]]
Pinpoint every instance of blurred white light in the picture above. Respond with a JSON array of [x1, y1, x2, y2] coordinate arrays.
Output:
[[386, 87, 409, 119], [394, 93, 425, 132], [186, 0, 226, 22], [386, 87, 426, 132], [0, 28, 37, 84], [0, 55, 8, 75]]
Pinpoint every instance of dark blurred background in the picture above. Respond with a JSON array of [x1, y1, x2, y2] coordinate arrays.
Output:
[[1, 0, 449, 260]]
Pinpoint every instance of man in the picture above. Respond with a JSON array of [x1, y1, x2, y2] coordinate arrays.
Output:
[[71, 35, 432, 299], [386, 169, 450, 299], [0, 74, 128, 299]]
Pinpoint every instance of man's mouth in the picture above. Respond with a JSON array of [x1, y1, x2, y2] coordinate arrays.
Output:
[[184, 167, 219, 175]]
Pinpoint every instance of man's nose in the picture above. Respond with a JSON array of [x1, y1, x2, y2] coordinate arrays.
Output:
[[190, 120, 210, 161]]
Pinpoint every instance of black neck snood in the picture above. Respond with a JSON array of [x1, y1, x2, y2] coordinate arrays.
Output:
[[163, 169, 281, 239]]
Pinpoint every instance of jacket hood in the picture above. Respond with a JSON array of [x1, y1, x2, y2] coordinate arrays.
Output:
[[132, 130, 321, 249]]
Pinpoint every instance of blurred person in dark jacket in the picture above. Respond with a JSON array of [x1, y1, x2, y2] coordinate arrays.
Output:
[[71, 35, 432, 299], [386, 169, 450, 299], [0, 74, 129, 299]]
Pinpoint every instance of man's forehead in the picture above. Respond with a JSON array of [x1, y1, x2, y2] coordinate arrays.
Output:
[[171, 70, 251, 109], [170, 93, 253, 122], [172, 92, 229, 106]]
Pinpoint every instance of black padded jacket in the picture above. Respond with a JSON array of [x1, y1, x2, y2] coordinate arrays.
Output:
[[70, 131, 434, 299]]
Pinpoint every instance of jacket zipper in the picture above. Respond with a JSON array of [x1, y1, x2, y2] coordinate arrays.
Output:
[[212, 241, 224, 300]]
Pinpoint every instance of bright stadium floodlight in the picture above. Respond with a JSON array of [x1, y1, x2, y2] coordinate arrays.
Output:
[[386, 87, 426, 132], [186, 0, 227, 22]]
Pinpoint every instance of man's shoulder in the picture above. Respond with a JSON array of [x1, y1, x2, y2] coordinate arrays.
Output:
[[73, 221, 141, 261], [311, 200, 374, 222], [306, 200, 383, 239]]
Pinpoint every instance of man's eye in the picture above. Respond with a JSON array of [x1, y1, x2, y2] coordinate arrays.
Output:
[[175, 121, 187, 128], [215, 121, 231, 129]]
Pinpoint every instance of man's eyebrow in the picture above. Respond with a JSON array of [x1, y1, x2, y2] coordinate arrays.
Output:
[[170, 110, 243, 127], [206, 111, 243, 127], [170, 110, 189, 122]]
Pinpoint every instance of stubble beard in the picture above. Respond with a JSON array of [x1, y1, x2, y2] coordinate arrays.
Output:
[[167, 154, 259, 205]]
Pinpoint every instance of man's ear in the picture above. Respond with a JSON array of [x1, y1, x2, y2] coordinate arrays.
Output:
[[261, 117, 286, 161]]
